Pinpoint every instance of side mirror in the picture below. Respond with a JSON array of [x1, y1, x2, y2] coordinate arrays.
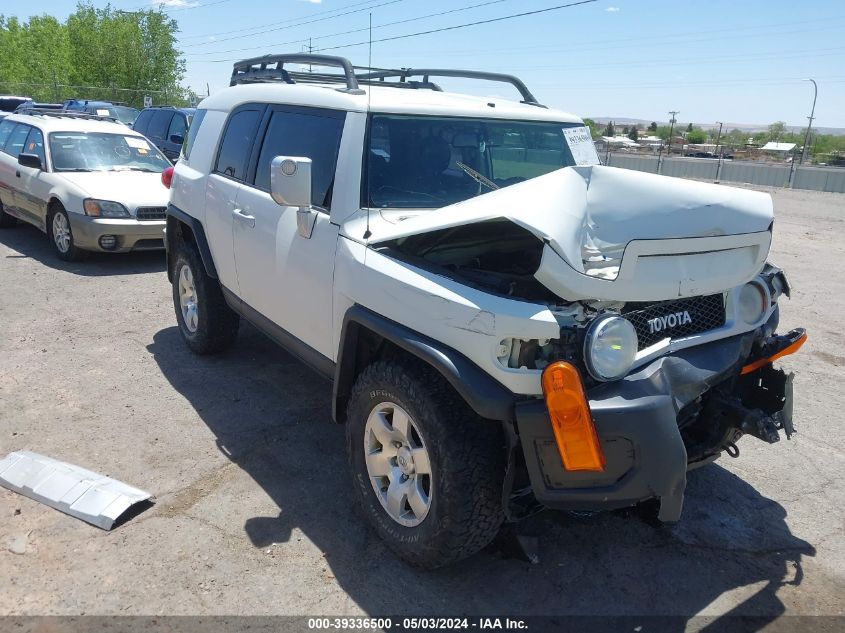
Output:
[[18, 153, 43, 170], [169, 134, 184, 145], [270, 156, 312, 208]]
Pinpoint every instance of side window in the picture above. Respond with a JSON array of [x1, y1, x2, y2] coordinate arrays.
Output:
[[167, 113, 188, 141], [133, 109, 153, 133], [182, 109, 207, 160], [5, 124, 31, 157], [0, 120, 16, 150], [24, 128, 45, 165], [214, 109, 261, 181], [253, 109, 345, 209], [148, 110, 174, 139]]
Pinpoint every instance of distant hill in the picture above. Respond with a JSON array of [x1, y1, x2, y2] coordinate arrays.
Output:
[[589, 117, 845, 136]]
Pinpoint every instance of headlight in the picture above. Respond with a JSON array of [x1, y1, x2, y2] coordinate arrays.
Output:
[[584, 315, 638, 382], [83, 199, 129, 218], [737, 282, 769, 325]]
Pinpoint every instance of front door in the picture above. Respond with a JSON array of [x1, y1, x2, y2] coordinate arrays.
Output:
[[232, 105, 346, 361]]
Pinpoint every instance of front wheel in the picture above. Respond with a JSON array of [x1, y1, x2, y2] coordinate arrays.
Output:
[[48, 205, 86, 262], [346, 359, 505, 568], [171, 243, 239, 354]]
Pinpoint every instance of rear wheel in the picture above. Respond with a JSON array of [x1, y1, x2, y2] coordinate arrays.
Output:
[[171, 242, 239, 354], [47, 204, 86, 262], [346, 359, 505, 568], [0, 200, 17, 228]]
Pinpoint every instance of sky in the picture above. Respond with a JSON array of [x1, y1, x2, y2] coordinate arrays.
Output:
[[8, 0, 845, 128]]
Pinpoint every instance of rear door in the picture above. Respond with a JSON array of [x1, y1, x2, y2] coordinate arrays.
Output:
[[0, 120, 19, 213], [14, 126, 50, 230], [203, 105, 264, 296], [3, 123, 36, 223]]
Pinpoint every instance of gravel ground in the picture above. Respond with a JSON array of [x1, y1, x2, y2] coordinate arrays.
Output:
[[0, 186, 843, 623]]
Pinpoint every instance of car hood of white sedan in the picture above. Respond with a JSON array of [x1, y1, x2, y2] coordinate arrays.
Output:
[[55, 171, 169, 213]]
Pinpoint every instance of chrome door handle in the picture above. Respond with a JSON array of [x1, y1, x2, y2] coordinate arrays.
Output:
[[232, 208, 255, 228]]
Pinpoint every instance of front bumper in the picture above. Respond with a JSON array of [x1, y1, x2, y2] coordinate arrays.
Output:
[[515, 325, 801, 522], [68, 214, 166, 253]]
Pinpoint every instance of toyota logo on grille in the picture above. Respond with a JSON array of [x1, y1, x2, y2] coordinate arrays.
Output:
[[647, 310, 693, 334]]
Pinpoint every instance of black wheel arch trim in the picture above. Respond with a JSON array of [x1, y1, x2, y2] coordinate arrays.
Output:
[[333, 304, 515, 423], [166, 203, 218, 281]]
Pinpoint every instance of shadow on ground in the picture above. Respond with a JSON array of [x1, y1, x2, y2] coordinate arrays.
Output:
[[148, 324, 815, 628], [0, 220, 165, 276]]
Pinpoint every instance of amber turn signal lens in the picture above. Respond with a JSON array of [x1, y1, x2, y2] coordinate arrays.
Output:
[[740, 330, 808, 375], [83, 199, 100, 216], [541, 361, 605, 472]]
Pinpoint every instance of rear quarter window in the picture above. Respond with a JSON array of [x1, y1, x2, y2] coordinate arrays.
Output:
[[0, 120, 16, 149], [148, 110, 174, 139], [182, 109, 207, 160]]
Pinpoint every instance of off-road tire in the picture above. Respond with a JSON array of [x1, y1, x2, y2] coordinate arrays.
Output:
[[346, 359, 505, 568], [47, 204, 87, 262], [0, 200, 17, 228], [171, 242, 239, 355]]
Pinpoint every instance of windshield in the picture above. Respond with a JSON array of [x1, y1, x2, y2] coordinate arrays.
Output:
[[48, 131, 170, 173], [364, 114, 597, 208]]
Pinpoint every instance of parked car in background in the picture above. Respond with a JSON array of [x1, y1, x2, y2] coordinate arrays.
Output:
[[1, 96, 31, 116], [63, 99, 140, 126], [132, 106, 194, 162], [14, 100, 63, 112], [0, 111, 171, 261]]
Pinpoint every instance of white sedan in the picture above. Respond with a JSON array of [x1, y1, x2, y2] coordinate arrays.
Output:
[[0, 111, 171, 261]]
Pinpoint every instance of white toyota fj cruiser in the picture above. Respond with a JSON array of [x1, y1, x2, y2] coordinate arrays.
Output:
[[164, 55, 806, 568]]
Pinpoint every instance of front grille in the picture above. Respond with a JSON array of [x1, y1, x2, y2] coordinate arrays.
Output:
[[624, 294, 726, 350], [136, 206, 166, 221]]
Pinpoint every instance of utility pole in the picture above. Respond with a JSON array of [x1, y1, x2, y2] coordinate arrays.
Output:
[[714, 121, 724, 182], [800, 78, 817, 165], [666, 111, 679, 157]]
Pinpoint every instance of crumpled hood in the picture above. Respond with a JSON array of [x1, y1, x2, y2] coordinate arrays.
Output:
[[369, 165, 774, 302], [55, 171, 169, 212]]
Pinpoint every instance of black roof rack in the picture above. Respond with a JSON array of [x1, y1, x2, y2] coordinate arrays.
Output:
[[231, 54, 364, 94], [356, 68, 543, 107], [14, 108, 118, 122], [230, 53, 544, 106]]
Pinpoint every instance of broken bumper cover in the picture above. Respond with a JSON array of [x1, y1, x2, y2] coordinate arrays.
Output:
[[515, 327, 801, 522]]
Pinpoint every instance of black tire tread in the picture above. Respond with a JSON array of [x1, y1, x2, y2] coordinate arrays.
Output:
[[172, 241, 239, 355], [0, 200, 17, 228], [347, 357, 505, 568]]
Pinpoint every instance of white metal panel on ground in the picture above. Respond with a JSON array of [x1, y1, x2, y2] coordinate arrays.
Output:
[[0, 451, 151, 530]]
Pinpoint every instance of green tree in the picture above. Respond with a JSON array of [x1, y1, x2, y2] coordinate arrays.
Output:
[[768, 121, 786, 143], [686, 122, 693, 133], [0, 2, 186, 107], [603, 121, 615, 137], [687, 129, 707, 144], [628, 127, 639, 141], [648, 121, 658, 132]]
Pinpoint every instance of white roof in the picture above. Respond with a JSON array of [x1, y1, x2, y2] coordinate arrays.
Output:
[[761, 142, 796, 152], [5, 113, 141, 136], [600, 135, 639, 146], [198, 82, 583, 123]]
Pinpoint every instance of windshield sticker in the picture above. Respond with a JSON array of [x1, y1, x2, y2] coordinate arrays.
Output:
[[125, 137, 150, 150], [96, 109, 111, 116], [563, 126, 600, 165]]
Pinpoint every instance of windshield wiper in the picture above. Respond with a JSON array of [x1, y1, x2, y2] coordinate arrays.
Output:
[[110, 166, 158, 173], [56, 168, 96, 172], [456, 162, 499, 191]]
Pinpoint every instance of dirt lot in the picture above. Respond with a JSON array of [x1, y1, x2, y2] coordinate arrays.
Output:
[[0, 186, 844, 622]]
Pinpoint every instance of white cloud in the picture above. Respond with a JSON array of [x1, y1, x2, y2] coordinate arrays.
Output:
[[156, 0, 201, 8], [298, 0, 324, 4], [605, 6, 621, 12]]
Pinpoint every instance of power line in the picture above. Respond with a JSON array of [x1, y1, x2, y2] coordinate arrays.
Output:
[[117, 0, 235, 13], [182, 0, 409, 48], [179, 0, 394, 41], [184, 0, 510, 59]]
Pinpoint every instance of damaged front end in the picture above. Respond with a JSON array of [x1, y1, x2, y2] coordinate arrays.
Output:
[[512, 323, 805, 523], [357, 164, 805, 523]]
